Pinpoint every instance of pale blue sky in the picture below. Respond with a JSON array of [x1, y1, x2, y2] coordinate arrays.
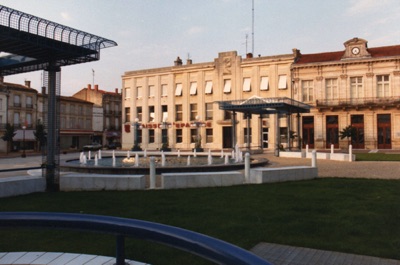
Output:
[[2, 0, 399, 96]]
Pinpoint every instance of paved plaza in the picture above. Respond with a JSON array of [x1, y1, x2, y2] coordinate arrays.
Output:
[[1, 151, 400, 264]]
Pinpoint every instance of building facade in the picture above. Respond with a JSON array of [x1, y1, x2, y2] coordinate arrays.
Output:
[[72, 84, 122, 148], [122, 38, 400, 151]]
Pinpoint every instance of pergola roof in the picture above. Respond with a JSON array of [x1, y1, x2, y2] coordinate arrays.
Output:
[[0, 5, 117, 76], [216, 96, 312, 115]]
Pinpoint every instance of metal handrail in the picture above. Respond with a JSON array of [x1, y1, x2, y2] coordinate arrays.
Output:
[[0, 212, 273, 265]]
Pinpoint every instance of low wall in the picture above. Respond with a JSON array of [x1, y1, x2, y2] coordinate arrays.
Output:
[[60, 173, 146, 191], [280, 151, 355, 161], [0, 176, 46, 198], [249, 166, 318, 184], [161, 171, 244, 189]]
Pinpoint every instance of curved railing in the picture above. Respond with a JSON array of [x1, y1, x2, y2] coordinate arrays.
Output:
[[0, 212, 272, 265]]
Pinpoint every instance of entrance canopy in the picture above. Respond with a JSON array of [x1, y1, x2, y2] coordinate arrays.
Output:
[[216, 96, 312, 115], [0, 5, 117, 76]]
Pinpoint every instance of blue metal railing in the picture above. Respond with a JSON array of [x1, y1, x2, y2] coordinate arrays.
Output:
[[0, 212, 273, 265]]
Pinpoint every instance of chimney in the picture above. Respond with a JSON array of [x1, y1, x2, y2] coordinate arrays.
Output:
[[174, 56, 183, 66], [246, 53, 253, 58], [41, 86, 46, 95], [25, 80, 31, 88], [87, 84, 91, 90], [115, 88, 119, 94], [186, 59, 192, 65], [95, 84, 99, 91]]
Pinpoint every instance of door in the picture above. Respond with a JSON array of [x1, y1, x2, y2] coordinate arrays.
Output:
[[326, 115, 339, 148], [262, 128, 269, 148], [302, 116, 314, 148], [377, 114, 391, 149], [351, 115, 365, 149], [223, 126, 232, 149]]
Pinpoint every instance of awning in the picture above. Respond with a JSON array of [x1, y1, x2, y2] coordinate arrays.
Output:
[[13, 129, 36, 141]]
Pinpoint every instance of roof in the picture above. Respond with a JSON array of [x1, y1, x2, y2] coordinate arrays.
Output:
[[295, 44, 400, 64], [0, 5, 117, 76]]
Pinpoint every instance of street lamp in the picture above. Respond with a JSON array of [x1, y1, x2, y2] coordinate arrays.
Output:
[[191, 115, 205, 152], [131, 118, 142, 151], [160, 117, 171, 151], [21, 125, 26, 158]]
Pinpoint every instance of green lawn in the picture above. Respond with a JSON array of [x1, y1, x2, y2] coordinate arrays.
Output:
[[1, 179, 400, 264], [356, 153, 400, 161]]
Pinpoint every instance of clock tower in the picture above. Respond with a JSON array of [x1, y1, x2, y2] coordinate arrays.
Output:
[[342, 37, 371, 59]]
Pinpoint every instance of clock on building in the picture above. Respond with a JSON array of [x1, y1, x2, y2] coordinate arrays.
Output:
[[351, 47, 360, 55]]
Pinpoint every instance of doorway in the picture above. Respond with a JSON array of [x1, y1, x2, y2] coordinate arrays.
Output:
[[223, 126, 232, 149], [351, 115, 365, 149], [377, 114, 391, 149], [302, 116, 314, 148], [326, 115, 339, 148]]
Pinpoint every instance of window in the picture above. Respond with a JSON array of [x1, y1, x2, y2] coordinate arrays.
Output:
[[175, 104, 183, 121], [86, 119, 91, 129], [149, 106, 155, 122], [224, 110, 232, 120], [149, 129, 155, 143], [190, 104, 198, 121], [148, 85, 155, 97], [26, 113, 32, 127], [125, 88, 131, 99], [136, 107, 142, 121], [162, 105, 168, 122], [243, 77, 251, 92], [302, 80, 314, 102], [350, 77, 363, 100], [60, 104, 66, 113], [260, 76, 269, 91], [26, 96, 33, 108], [244, 128, 252, 143], [176, 129, 183, 143], [190, 129, 197, 143], [206, 128, 213, 143], [0, 98, 2, 110], [61, 117, 66, 129], [325, 78, 338, 100], [205, 103, 213, 120], [79, 105, 83, 115], [115, 104, 119, 113], [175, 83, 183, 96], [223, 79, 231, 93], [115, 117, 119, 129], [70, 105, 75, 114], [278, 75, 287, 89], [13, 112, 20, 126], [377, 75, 390, 97], [106, 117, 110, 128], [205, 81, 213, 94], [189, 82, 197, 95], [14, 95, 20, 107], [161, 84, 168, 97], [136, 86, 142, 98], [125, 107, 130, 123], [78, 118, 83, 129]]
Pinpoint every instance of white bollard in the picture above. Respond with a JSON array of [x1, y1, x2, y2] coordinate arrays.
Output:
[[311, 150, 317, 168], [127, 150, 130, 159], [144, 149, 147, 158], [162, 153, 166, 166], [331, 144, 334, 154], [112, 155, 116, 167], [177, 149, 181, 157], [98, 149, 102, 159], [306, 144, 309, 153], [349, 144, 353, 162], [245, 152, 251, 183], [224, 154, 229, 165], [208, 153, 212, 165], [82, 155, 87, 165], [149, 156, 156, 189], [187, 155, 191, 166], [94, 154, 98, 166], [135, 153, 139, 167], [221, 149, 224, 158], [88, 150, 91, 160], [193, 149, 197, 157]]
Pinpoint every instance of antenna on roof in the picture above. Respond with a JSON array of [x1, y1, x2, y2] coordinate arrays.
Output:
[[252, 0, 255, 54], [92, 69, 95, 88]]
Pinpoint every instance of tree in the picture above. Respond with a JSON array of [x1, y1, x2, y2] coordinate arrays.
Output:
[[339, 125, 356, 146], [34, 121, 47, 151], [1, 123, 16, 154]]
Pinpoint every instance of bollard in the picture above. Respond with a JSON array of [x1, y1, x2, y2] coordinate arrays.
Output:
[[349, 144, 353, 162], [311, 150, 317, 167], [94, 154, 98, 166], [161, 153, 166, 166], [135, 153, 139, 167], [224, 154, 229, 165], [306, 144, 309, 153], [98, 149, 102, 159], [149, 156, 156, 189], [127, 150, 130, 159], [245, 153, 250, 183], [331, 144, 334, 154], [187, 155, 191, 166]]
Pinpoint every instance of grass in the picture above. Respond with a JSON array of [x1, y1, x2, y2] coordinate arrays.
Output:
[[1, 179, 400, 264], [356, 153, 400, 161]]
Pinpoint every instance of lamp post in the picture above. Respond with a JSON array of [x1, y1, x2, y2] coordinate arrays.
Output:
[[191, 115, 205, 152], [160, 117, 171, 151], [131, 118, 142, 151], [21, 125, 26, 158]]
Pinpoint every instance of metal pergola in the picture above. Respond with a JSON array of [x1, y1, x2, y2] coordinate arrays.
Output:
[[0, 5, 117, 190], [216, 96, 312, 155]]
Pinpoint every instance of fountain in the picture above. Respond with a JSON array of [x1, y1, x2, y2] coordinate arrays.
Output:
[[60, 149, 268, 175]]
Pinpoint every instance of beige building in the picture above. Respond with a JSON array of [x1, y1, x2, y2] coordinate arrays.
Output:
[[122, 38, 400, 151], [292, 38, 400, 150], [122, 51, 296, 151]]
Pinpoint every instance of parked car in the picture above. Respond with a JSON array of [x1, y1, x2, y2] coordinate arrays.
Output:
[[106, 142, 121, 150], [82, 143, 102, 151]]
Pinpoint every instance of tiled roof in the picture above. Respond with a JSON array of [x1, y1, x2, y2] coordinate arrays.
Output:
[[295, 44, 400, 64]]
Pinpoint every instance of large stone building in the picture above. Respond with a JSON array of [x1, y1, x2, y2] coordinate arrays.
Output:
[[122, 38, 400, 151]]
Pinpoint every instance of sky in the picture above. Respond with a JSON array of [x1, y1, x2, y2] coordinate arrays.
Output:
[[1, 0, 400, 96]]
